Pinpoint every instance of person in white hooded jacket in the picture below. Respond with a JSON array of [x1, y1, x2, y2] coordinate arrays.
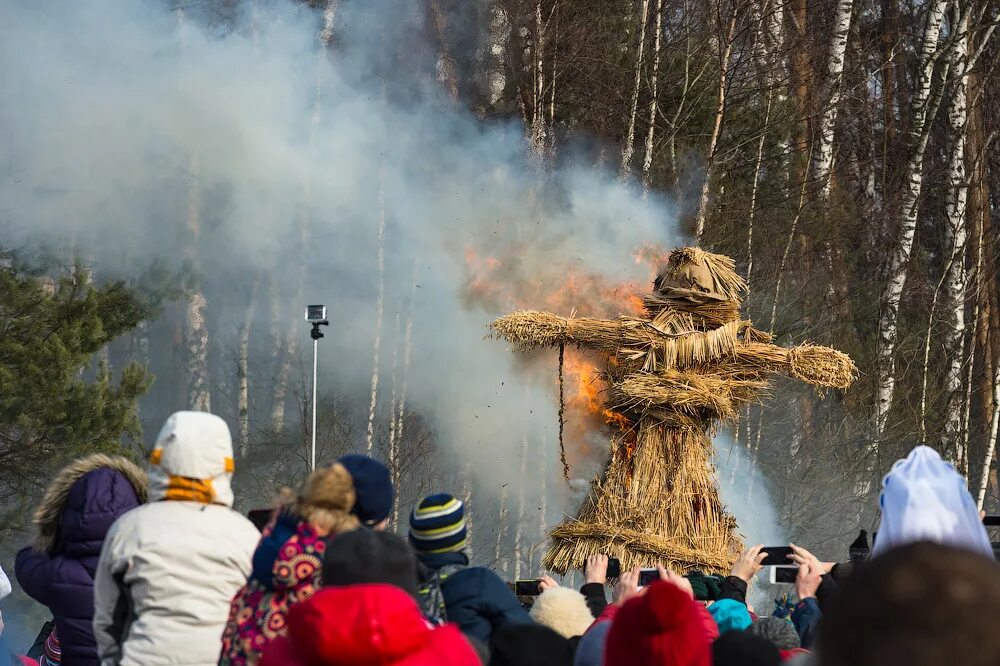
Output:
[[92, 411, 260, 666]]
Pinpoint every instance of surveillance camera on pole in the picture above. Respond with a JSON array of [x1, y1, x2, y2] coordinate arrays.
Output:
[[306, 305, 329, 471]]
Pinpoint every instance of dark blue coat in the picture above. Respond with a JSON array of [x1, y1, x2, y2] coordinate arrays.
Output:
[[16, 461, 144, 666], [418, 551, 533, 644]]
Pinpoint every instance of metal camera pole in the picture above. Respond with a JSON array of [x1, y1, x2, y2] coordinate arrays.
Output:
[[306, 306, 329, 472]]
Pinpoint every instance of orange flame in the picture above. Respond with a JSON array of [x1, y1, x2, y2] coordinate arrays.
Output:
[[466, 242, 666, 470]]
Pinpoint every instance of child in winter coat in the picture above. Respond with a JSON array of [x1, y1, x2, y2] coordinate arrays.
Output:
[[219, 464, 360, 665], [92, 411, 260, 666], [15, 454, 146, 666], [409, 493, 532, 644], [260, 530, 481, 666]]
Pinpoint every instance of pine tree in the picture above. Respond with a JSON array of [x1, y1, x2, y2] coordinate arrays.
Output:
[[0, 262, 150, 529]]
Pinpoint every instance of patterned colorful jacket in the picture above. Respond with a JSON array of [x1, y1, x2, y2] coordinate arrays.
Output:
[[219, 511, 327, 666]]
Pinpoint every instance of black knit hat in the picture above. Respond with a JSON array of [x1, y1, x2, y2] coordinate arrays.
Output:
[[712, 630, 781, 666], [748, 617, 801, 651], [337, 454, 393, 526], [489, 624, 574, 666], [321, 528, 419, 599]]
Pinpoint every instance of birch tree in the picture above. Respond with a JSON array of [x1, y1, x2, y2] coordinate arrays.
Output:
[[237, 277, 259, 454], [811, 0, 854, 197], [942, 7, 970, 469], [872, 0, 948, 444], [693, 4, 740, 239], [641, 0, 665, 190], [620, 0, 651, 178], [183, 155, 211, 412]]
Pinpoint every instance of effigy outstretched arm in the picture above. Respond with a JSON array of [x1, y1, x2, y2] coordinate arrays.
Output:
[[735, 342, 857, 390], [491, 310, 628, 352], [492, 310, 758, 372]]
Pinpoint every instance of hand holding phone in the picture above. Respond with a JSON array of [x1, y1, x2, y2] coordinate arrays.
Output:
[[584, 554, 612, 584], [759, 546, 794, 566], [795, 562, 822, 600], [769, 565, 797, 584], [638, 568, 660, 587], [731, 545, 768, 582]]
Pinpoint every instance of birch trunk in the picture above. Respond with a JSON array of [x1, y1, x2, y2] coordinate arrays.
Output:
[[693, 13, 737, 240], [620, 0, 650, 178], [183, 154, 211, 413], [462, 462, 474, 561], [943, 9, 970, 471], [493, 486, 508, 576], [387, 313, 401, 529], [977, 359, 1000, 509], [238, 277, 260, 456], [873, 0, 948, 442], [513, 435, 529, 580], [528, 0, 548, 156], [426, 0, 460, 100], [811, 0, 854, 197], [366, 175, 387, 454], [640, 0, 664, 190], [537, 442, 547, 573]]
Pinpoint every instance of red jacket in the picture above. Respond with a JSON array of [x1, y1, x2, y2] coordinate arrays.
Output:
[[259, 584, 482, 666]]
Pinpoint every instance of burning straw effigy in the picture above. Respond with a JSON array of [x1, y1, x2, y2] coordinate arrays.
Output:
[[492, 247, 857, 575]]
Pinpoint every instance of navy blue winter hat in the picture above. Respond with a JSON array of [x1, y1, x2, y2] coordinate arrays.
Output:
[[408, 493, 467, 554], [337, 454, 393, 526]]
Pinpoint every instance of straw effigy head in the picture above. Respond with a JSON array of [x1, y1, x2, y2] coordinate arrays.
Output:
[[652, 247, 747, 309]]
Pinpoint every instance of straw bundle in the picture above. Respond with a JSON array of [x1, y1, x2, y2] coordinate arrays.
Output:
[[734, 343, 857, 390], [543, 522, 736, 574], [492, 311, 754, 372], [542, 419, 742, 575], [611, 370, 769, 422], [492, 251, 856, 576], [789, 344, 858, 389], [644, 294, 742, 328], [623, 319, 744, 372], [658, 248, 748, 304]]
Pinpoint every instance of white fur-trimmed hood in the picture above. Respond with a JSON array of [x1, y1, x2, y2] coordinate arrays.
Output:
[[33, 453, 147, 552], [529, 586, 595, 639]]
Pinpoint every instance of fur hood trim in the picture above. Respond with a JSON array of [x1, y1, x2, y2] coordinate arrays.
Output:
[[528, 586, 595, 639], [34, 453, 148, 552]]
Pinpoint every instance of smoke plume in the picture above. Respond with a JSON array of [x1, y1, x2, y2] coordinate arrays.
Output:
[[0, 0, 683, 526]]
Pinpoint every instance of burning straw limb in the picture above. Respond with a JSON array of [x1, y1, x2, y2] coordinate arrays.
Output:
[[492, 311, 753, 371]]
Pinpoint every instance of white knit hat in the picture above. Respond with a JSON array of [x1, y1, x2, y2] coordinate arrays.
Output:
[[874, 445, 992, 558]]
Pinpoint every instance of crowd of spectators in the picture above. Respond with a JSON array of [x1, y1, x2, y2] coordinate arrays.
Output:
[[2, 411, 998, 666]]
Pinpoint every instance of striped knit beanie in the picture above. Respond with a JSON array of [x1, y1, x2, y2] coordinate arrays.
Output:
[[408, 493, 467, 554]]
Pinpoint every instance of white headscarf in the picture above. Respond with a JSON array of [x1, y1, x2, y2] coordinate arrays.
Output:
[[873, 445, 993, 558]]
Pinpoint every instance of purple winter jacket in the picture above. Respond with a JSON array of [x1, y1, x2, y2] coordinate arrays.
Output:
[[16, 455, 146, 666]]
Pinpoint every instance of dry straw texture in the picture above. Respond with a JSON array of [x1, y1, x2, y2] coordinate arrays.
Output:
[[491, 248, 857, 574], [542, 421, 741, 574]]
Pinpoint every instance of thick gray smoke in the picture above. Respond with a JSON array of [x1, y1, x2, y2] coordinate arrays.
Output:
[[714, 432, 789, 607], [0, 0, 681, 527]]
